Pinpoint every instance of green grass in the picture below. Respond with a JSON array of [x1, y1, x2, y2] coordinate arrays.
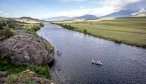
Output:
[[24, 23, 44, 35], [0, 56, 50, 79], [54, 17, 146, 48], [0, 28, 15, 41]]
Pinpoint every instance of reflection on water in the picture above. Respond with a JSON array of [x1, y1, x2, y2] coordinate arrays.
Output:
[[37, 23, 146, 84]]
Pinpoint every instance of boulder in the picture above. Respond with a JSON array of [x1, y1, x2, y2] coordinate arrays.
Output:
[[0, 30, 54, 64]]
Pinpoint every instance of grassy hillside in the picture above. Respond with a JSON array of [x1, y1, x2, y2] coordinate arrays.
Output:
[[0, 17, 52, 83], [54, 17, 146, 48], [15, 18, 41, 23]]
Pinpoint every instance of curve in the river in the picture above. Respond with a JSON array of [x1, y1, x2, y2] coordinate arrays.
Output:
[[37, 23, 146, 84]]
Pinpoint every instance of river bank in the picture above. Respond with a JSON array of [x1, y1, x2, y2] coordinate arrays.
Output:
[[0, 18, 54, 83], [52, 17, 146, 48]]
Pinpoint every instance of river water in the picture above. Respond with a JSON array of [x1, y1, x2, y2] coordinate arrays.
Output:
[[37, 23, 146, 84]]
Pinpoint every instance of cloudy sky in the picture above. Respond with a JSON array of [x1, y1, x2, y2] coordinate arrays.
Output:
[[0, 0, 146, 19]]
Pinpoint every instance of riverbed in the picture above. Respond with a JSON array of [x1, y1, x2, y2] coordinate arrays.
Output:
[[37, 23, 146, 84]]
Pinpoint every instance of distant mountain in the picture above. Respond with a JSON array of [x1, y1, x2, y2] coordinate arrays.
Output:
[[101, 8, 146, 18], [132, 8, 146, 17], [102, 10, 136, 18], [45, 14, 97, 21], [76, 14, 97, 19], [45, 16, 75, 21]]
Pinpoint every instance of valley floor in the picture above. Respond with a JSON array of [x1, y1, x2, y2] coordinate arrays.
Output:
[[54, 17, 146, 48]]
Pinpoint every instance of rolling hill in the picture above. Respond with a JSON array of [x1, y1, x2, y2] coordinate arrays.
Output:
[[132, 8, 146, 17], [102, 8, 146, 18], [76, 14, 97, 19], [45, 14, 97, 21], [102, 10, 135, 18]]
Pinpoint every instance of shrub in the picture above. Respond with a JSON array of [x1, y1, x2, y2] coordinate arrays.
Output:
[[1, 22, 7, 26], [26, 25, 40, 32], [39, 23, 44, 27], [56, 24, 75, 30], [2, 28, 14, 39], [0, 22, 7, 30]]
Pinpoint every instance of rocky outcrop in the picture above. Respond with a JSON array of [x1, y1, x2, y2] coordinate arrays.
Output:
[[0, 29, 54, 64]]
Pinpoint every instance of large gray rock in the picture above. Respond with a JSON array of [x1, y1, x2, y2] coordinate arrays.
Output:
[[0, 30, 54, 64]]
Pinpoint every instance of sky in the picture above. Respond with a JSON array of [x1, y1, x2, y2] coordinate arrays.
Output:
[[0, 0, 146, 19]]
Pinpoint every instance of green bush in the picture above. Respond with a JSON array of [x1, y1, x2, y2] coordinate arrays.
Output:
[[56, 23, 75, 30], [83, 29, 87, 34], [0, 22, 7, 30], [33, 25, 40, 31], [1, 22, 7, 26], [39, 23, 44, 27], [2, 28, 14, 39], [27, 25, 40, 32]]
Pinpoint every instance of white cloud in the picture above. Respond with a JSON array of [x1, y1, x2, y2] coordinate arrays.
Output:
[[56, 7, 118, 17], [0, 10, 9, 17], [0, 11, 4, 13], [56, 0, 142, 17]]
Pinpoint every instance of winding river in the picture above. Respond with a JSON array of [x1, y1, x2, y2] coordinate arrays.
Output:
[[37, 23, 146, 84]]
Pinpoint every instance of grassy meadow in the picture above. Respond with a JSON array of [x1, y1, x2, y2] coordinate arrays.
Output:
[[53, 17, 146, 48]]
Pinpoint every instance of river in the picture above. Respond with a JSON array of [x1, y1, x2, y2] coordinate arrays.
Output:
[[37, 23, 146, 84]]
